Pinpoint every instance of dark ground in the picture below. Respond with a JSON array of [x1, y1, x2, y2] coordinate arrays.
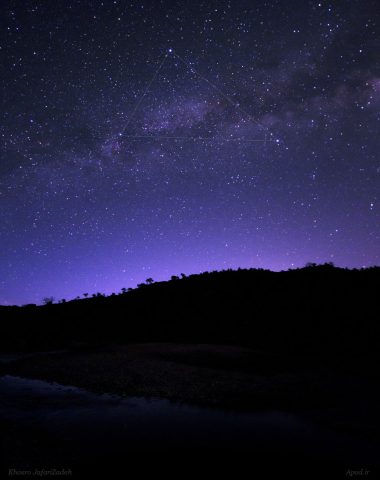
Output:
[[1, 343, 380, 478], [2, 343, 379, 419], [1, 266, 380, 478]]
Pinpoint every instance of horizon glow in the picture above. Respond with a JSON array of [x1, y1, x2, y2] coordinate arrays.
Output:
[[1, 1, 379, 306]]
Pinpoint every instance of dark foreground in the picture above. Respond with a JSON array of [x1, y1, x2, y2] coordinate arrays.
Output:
[[1, 266, 379, 477], [1, 343, 380, 478]]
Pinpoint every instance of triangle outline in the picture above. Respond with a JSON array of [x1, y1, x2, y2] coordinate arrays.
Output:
[[121, 49, 274, 145]]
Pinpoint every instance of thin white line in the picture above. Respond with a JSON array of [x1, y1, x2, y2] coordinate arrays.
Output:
[[122, 49, 271, 145], [172, 51, 268, 133], [123, 134, 275, 143], [122, 52, 169, 133]]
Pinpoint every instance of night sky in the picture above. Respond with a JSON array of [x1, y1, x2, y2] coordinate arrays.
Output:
[[1, 0, 379, 305]]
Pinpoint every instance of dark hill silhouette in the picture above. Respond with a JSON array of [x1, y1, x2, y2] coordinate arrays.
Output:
[[0, 264, 379, 354], [1, 264, 380, 477]]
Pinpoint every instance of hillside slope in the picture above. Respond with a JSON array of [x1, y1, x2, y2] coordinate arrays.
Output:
[[1, 264, 379, 353]]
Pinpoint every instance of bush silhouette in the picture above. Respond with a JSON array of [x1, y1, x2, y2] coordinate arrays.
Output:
[[42, 297, 54, 305], [0, 265, 378, 354]]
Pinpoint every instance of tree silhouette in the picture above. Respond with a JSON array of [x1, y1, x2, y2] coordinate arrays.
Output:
[[146, 278, 154, 284], [42, 297, 55, 305], [2, 264, 379, 358], [305, 262, 317, 268]]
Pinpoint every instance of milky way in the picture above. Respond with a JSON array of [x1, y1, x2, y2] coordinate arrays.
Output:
[[1, 0, 379, 305]]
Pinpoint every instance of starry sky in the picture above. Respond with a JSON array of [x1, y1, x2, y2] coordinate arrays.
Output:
[[1, 0, 379, 305]]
